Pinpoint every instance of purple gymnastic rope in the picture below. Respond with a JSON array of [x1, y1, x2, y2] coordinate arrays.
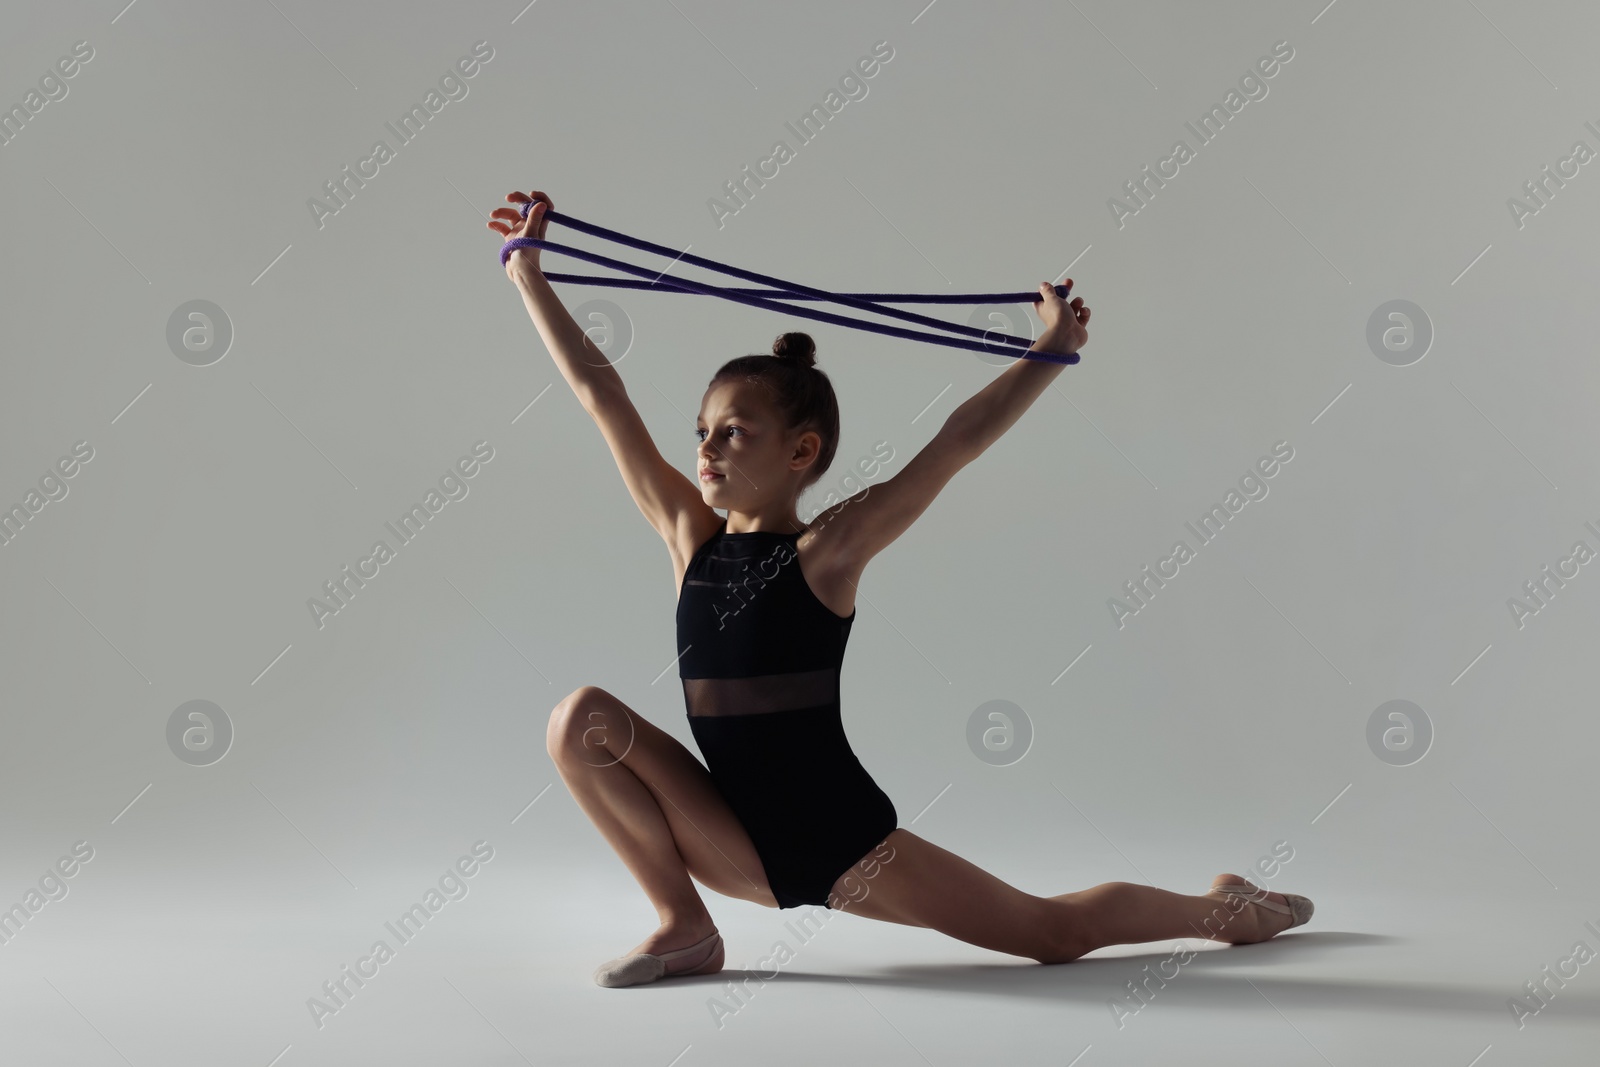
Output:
[[498, 203, 1079, 366]]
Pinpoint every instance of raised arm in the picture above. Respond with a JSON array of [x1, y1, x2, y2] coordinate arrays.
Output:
[[813, 282, 1090, 575], [494, 191, 624, 410], [491, 191, 715, 550]]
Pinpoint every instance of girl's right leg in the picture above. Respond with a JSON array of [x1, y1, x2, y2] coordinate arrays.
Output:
[[546, 685, 779, 968]]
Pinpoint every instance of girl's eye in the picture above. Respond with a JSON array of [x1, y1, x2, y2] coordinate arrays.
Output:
[[695, 427, 742, 440]]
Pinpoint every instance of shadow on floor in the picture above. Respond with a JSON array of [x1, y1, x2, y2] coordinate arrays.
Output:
[[649, 932, 1596, 1020]]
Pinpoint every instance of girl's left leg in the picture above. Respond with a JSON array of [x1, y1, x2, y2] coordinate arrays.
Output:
[[833, 829, 1295, 962]]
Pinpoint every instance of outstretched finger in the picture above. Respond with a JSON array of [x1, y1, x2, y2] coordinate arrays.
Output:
[[487, 205, 524, 236]]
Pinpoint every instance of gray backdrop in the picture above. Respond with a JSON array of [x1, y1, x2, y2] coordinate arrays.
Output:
[[3, 1, 1597, 1064]]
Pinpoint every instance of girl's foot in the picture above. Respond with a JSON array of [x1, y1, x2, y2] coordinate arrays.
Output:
[[628, 920, 722, 965], [593, 921, 724, 988], [1201, 873, 1308, 944]]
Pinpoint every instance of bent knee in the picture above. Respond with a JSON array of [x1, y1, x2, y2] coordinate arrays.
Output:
[[546, 685, 619, 759]]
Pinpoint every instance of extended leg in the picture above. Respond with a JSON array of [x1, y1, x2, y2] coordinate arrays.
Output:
[[836, 830, 1293, 962]]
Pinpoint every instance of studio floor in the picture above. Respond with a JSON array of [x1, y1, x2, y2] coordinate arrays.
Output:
[[7, 860, 1596, 1066]]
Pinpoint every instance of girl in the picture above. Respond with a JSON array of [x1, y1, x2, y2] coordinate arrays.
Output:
[[488, 189, 1312, 987]]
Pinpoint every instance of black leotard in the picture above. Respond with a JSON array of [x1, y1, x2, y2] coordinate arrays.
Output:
[[676, 518, 898, 909]]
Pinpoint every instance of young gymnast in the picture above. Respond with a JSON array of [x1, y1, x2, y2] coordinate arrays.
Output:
[[488, 189, 1313, 987]]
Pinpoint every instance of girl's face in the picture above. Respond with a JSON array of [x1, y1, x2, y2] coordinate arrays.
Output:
[[695, 380, 818, 509]]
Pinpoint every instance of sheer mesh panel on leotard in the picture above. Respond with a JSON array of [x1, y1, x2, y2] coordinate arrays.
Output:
[[681, 668, 836, 718]]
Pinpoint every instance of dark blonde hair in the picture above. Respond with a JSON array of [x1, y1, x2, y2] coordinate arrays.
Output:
[[709, 332, 840, 492]]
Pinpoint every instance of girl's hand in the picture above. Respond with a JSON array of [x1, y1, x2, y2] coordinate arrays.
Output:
[[1032, 279, 1090, 354], [489, 190, 551, 278]]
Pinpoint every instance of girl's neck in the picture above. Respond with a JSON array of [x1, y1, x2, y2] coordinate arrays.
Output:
[[722, 509, 806, 536]]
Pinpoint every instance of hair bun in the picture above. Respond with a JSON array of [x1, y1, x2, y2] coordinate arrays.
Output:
[[771, 331, 817, 368]]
